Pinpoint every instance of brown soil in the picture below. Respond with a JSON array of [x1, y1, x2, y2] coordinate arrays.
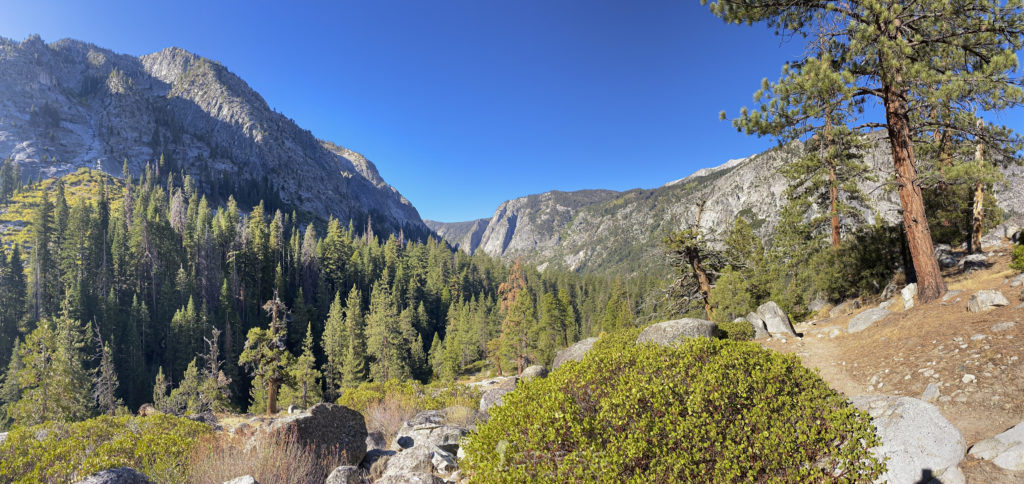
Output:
[[763, 246, 1024, 484]]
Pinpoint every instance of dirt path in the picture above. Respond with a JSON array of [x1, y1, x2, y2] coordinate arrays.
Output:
[[762, 252, 1024, 483]]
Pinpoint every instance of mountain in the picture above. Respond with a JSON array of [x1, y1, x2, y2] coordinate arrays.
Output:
[[0, 35, 426, 236], [430, 135, 1024, 276]]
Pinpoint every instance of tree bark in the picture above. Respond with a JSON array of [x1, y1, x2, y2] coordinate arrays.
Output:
[[267, 378, 279, 415], [690, 251, 713, 320], [883, 81, 947, 303], [829, 162, 840, 249], [970, 132, 985, 253]]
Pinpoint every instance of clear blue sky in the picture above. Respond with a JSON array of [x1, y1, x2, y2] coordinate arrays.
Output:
[[5, 1, 1017, 222]]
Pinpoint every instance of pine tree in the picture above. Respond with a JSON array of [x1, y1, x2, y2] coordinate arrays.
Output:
[[93, 341, 122, 415], [0, 340, 23, 428], [153, 366, 170, 413], [709, 0, 1024, 302], [322, 291, 347, 397], [343, 287, 368, 387], [8, 316, 94, 425], [366, 276, 410, 382], [283, 323, 323, 409], [239, 291, 293, 414], [29, 189, 56, 321]]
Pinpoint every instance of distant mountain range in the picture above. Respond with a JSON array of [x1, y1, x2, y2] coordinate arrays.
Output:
[[3, 35, 1021, 277], [0, 35, 426, 236], [428, 136, 1024, 277]]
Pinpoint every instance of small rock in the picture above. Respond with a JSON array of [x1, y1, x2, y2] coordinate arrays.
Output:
[[935, 244, 957, 268], [991, 321, 1016, 332], [828, 328, 841, 338], [901, 283, 918, 309], [971, 334, 986, 341], [848, 308, 891, 333], [479, 379, 517, 414], [808, 297, 829, 313], [636, 318, 719, 346], [921, 383, 940, 402], [325, 466, 360, 484], [74, 468, 154, 484], [962, 374, 976, 384], [829, 299, 861, 318], [223, 477, 258, 484], [967, 290, 1010, 313], [1009, 273, 1024, 288], [552, 337, 597, 369], [941, 290, 963, 302], [393, 410, 469, 454]]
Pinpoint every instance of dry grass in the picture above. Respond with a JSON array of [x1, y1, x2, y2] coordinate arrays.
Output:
[[362, 397, 418, 444], [187, 431, 343, 484]]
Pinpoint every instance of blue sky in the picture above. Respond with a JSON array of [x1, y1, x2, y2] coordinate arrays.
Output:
[[3, 1, 1018, 222]]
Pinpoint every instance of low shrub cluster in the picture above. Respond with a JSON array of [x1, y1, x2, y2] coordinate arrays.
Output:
[[463, 335, 884, 483], [0, 414, 210, 484], [1012, 241, 1024, 272]]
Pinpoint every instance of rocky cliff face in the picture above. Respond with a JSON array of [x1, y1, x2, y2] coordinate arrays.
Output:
[[0, 35, 426, 236], [431, 136, 1024, 276]]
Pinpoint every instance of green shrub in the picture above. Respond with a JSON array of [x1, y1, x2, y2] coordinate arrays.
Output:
[[463, 336, 884, 483], [0, 414, 211, 484], [717, 319, 755, 341], [1012, 243, 1024, 272], [336, 379, 479, 413]]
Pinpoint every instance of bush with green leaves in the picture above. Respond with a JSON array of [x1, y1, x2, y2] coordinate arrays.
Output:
[[336, 379, 479, 413], [1012, 242, 1024, 272], [717, 319, 756, 341], [463, 336, 884, 483], [0, 414, 211, 484]]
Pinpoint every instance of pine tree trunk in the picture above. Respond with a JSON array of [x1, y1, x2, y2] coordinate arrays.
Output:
[[883, 81, 946, 303], [971, 135, 985, 253], [829, 162, 840, 249], [690, 252, 713, 320], [267, 378, 279, 415]]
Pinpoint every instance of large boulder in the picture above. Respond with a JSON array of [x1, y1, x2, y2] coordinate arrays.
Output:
[[935, 244, 957, 269], [267, 402, 367, 466], [958, 253, 989, 272], [851, 395, 965, 484], [552, 337, 597, 369], [756, 301, 797, 336], [847, 308, 891, 334], [744, 312, 769, 340], [478, 377, 518, 414], [375, 445, 438, 484], [73, 468, 153, 484], [808, 297, 829, 313], [967, 290, 1009, 313], [393, 410, 469, 454], [636, 318, 719, 346], [325, 465, 361, 484], [519, 364, 547, 381], [969, 421, 1024, 471]]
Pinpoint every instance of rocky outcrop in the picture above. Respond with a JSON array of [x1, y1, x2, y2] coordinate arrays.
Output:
[[848, 308, 891, 333], [478, 377, 518, 414], [392, 410, 469, 454], [266, 403, 367, 466], [73, 468, 153, 484], [0, 35, 426, 237], [552, 337, 597, 369], [968, 290, 1009, 312], [851, 395, 965, 484], [325, 465, 361, 484], [519, 365, 547, 381], [635, 318, 719, 346]]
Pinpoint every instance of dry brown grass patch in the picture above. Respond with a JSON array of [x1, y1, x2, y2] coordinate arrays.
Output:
[[187, 430, 348, 484]]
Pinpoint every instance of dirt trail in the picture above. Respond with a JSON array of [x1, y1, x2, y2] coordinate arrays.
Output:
[[762, 250, 1024, 483]]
